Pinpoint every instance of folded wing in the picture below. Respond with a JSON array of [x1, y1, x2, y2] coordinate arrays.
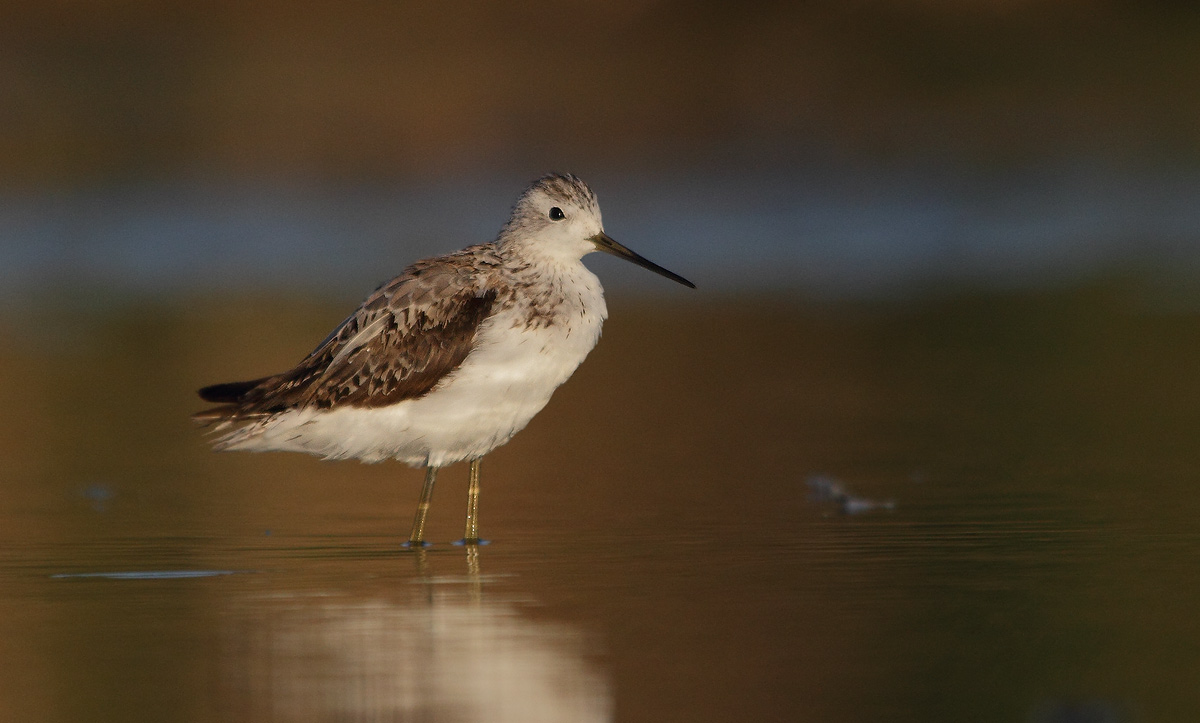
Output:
[[194, 259, 498, 424]]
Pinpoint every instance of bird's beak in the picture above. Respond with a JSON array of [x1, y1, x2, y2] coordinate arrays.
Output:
[[589, 233, 695, 288]]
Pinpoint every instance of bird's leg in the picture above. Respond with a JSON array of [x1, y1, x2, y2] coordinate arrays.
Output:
[[463, 458, 482, 544], [406, 466, 439, 547]]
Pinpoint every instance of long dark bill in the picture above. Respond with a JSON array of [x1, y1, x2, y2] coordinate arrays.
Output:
[[590, 233, 696, 288]]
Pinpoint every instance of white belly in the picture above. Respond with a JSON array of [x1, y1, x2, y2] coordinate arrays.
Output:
[[221, 299, 605, 466]]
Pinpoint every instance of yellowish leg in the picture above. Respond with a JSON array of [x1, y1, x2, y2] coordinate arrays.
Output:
[[463, 458, 482, 543], [407, 466, 439, 547]]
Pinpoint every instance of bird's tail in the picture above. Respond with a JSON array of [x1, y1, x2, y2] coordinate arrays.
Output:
[[198, 379, 265, 403], [192, 377, 269, 426]]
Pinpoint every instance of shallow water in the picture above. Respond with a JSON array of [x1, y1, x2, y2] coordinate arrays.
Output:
[[1, 289, 1198, 722]]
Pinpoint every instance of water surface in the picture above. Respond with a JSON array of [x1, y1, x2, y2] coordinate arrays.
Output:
[[0, 290, 1197, 721]]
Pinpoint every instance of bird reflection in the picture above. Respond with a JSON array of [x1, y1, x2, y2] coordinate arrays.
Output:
[[220, 545, 611, 722], [408, 544, 481, 603]]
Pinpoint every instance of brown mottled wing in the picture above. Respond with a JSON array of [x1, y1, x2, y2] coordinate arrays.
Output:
[[196, 256, 498, 421]]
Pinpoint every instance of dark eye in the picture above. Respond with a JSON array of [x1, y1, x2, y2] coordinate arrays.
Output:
[[548, 206, 565, 221]]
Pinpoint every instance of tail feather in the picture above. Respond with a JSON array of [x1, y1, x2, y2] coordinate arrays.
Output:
[[198, 377, 268, 403], [194, 376, 273, 427], [191, 405, 239, 426]]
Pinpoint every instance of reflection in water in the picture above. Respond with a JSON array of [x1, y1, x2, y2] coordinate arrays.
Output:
[[220, 548, 611, 723], [3, 296, 1200, 720]]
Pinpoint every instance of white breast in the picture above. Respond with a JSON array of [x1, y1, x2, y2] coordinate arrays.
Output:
[[226, 265, 608, 467]]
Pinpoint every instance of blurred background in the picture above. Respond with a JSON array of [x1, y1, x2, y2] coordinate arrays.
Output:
[[3, 0, 1200, 299], [3, 2, 1200, 722]]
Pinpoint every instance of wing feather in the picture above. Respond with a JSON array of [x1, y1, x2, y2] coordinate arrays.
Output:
[[194, 250, 501, 423]]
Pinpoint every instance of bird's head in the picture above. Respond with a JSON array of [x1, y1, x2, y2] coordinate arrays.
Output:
[[499, 173, 695, 288]]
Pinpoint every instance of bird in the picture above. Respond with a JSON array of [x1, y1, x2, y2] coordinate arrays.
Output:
[[194, 173, 694, 546]]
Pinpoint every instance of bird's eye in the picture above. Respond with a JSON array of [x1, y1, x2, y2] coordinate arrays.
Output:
[[548, 206, 565, 221]]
